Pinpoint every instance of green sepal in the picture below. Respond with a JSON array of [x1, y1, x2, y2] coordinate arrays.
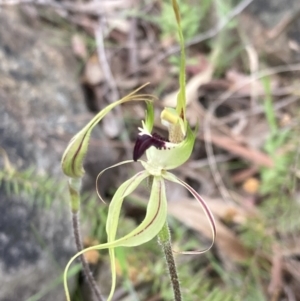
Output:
[[61, 84, 152, 178], [163, 171, 216, 254], [63, 176, 167, 301], [142, 101, 155, 133], [105, 171, 149, 300]]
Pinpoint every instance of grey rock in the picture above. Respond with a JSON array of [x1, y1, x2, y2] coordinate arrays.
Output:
[[0, 7, 117, 301], [248, 0, 300, 34], [243, 0, 300, 63]]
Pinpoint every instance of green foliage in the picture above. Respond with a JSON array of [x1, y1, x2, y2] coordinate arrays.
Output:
[[255, 76, 300, 237], [0, 164, 66, 207], [81, 192, 109, 243], [115, 247, 141, 301], [260, 125, 293, 198], [208, 0, 240, 76], [158, 0, 213, 41], [239, 217, 273, 251], [203, 289, 235, 301], [262, 77, 277, 134], [25, 264, 81, 301], [233, 81, 300, 301], [260, 77, 295, 195]]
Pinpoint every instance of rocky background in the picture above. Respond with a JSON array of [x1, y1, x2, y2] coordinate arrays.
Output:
[[0, 7, 118, 301]]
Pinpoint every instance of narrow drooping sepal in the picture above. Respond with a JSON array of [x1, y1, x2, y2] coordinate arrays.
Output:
[[106, 171, 149, 301], [95, 160, 134, 203], [63, 176, 168, 301], [61, 83, 153, 178], [163, 171, 216, 254]]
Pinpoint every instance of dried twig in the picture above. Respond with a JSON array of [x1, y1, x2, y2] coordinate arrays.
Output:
[[218, 95, 300, 125], [245, 44, 259, 107], [186, 154, 234, 170], [268, 245, 283, 301], [128, 17, 138, 74], [95, 14, 119, 101], [94, 7, 132, 156], [267, 7, 300, 40], [72, 212, 104, 301]]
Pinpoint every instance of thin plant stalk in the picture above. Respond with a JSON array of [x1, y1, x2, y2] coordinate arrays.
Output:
[[158, 222, 182, 301], [69, 178, 104, 301]]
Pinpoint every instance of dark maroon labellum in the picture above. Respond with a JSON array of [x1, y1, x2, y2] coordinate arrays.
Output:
[[133, 133, 167, 161]]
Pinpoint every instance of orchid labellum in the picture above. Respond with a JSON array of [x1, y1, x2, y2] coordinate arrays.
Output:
[[61, 1, 216, 300]]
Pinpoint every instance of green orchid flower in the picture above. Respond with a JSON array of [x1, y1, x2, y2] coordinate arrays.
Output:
[[62, 1, 216, 300], [62, 96, 216, 301]]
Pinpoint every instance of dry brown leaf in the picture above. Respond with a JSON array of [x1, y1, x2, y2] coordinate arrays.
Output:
[[279, 113, 292, 127], [268, 245, 283, 299], [186, 54, 211, 76], [231, 166, 258, 183], [107, 18, 130, 34], [83, 249, 100, 265], [205, 133, 274, 167], [168, 199, 249, 262], [226, 69, 278, 96], [162, 65, 214, 107], [82, 54, 103, 86], [83, 237, 101, 264], [139, 42, 156, 62], [202, 196, 256, 224], [239, 117, 271, 151], [71, 34, 87, 60], [115, 77, 140, 90]]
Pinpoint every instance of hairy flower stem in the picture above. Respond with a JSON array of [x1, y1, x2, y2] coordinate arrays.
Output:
[[69, 179, 104, 301], [158, 222, 182, 301]]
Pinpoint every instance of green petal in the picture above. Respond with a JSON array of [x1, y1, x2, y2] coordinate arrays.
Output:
[[63, 176, 167, 301], [143, 101, 154, 133], [106, 171, 149, 239], [61, 83, 153, 178], [163, 171, 216, 254], [143, 123, 196, 171], [106, 170, 149, 301]]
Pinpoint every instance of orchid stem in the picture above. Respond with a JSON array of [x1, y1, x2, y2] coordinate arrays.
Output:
[[158, 222, 182, 301], [69, 179, 104, 301]]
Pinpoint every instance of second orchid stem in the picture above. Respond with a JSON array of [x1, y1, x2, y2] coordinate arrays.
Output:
[[69, 178, 104, 301], [158, 221, 182, 301]]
